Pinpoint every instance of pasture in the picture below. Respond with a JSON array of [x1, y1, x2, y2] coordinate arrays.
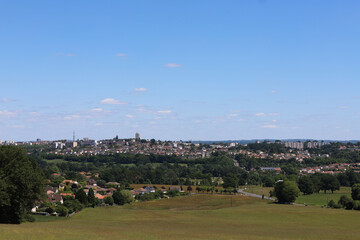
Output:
[[244, 185, 352, 207], [0, 194, 359, 240]]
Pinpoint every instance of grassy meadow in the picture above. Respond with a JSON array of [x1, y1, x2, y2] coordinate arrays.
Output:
[[244, 185, 352, 207], [1, 194, 360, 240]]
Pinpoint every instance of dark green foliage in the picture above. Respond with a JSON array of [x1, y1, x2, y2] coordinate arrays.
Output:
[[353, 200, 360, 210], [104, 196, 114, 205], [320, 174, 340, 194], [223, 173, 238, 189], [327, 200, 335, 208], [345, 200, 354, 210], [0, 146, 45, 224], [75, 189, 88, 205], [55, 205, 68, 216], [351, 183, 360, 200], [113, 190, 133, 205], [338, 195, 352, 208], [274, 180, 300, 203], [298, 176, 315, 195], [63, 199, 83, 213], [87, 188, 96, 206]]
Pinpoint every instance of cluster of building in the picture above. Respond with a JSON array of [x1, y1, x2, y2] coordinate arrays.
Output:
[[300, 163, 360, 175], [284, 141, 329, 149], [1, 135, 357, 162]]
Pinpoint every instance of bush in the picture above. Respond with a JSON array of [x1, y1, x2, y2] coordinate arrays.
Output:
[[23, 214, 35, 222], [327, 200, 335, 208], [353, 200, 360, 210], [333, 203, 342, 209], [55, 205, 68, 217], [345, 200, 354, 210], [274, 180, 300, 203], [338, 195, 352, 208], [45, 207, 55, 214], [104, 196, 114, 205], [113, 190, 133, 205]]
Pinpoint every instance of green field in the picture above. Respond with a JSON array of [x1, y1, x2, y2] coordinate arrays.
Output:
[[244, 185, 352, 207], [296, 187, 352, 207], [1, 194, 360, 240]]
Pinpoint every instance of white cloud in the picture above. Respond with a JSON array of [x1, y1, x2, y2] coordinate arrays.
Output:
[[64, 114, 81, 120], [116, 53, 126, 57], [91, 108, 103, 112], [339, 106, 350, 109], [0, 110, 17, 117], [165, 63, 182, 68], [255, 112, 279, 117], [134, 88, 147, 92], [1, 98, 14, 102], [227, 113, 239, 119], [100, 98, 127, 105], [262, 125, 278, 128], [157, 110, 172, 114], [55, 53, 76, 57], [95, 122, 103, 126], [270, 90, 277, 94], [125, 114, 134, 119]]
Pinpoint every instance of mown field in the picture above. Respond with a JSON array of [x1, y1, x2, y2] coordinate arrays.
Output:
[[243, 185, 352, 207], [1, 194, 360, 240]]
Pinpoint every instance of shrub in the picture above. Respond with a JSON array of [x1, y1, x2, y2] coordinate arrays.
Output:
[[345, 200, 354, 210], [327, 200, 336, 208], [338, 195, 352, 208], [55, 205, 69, 217], [333, 203, 342, 209], [353, 200, 360, 210]]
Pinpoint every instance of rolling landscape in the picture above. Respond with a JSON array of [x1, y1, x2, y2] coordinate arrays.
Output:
[[1, 194, 360, 240], [1, 1, 360, 239]]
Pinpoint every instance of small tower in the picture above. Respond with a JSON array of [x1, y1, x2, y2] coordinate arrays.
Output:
[[135, 132, 141, 140]]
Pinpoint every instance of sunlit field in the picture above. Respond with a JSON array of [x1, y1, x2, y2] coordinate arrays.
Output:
[[244, 185, 352, 206], [1, 194, 359, 240]]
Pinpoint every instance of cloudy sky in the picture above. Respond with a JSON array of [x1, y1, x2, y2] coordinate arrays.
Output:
[[1, 1, 360, 141]]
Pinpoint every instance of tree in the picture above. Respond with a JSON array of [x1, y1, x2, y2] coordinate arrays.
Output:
[[274, 180, 300, 203], [87, 188, 96, 206], [351, 183, 360, 201], [75, 189, 88, 205], [55, 205, 69, 216], [338, 195, 352, 208], [321, 174, 340, 194], [298, 176, 315, 195], [223, 173, 238, 189], [113, 190, 133, 205], [187, 186, 193, 192], [105, 196, 114, 205], [0, 146, 45, 224]]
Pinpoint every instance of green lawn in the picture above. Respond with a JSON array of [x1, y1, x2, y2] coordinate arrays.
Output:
[[244, 185, 352, 207], [1, 194, 359, 239], [296, 187, 352, 206]]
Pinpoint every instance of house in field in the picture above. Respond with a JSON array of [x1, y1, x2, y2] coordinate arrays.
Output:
[[45, 186, 58, 195], [47, 193, 63, 204], [145, 186, 156, 193], [169, 186, 184, 192], [134, 188, 148, 195]]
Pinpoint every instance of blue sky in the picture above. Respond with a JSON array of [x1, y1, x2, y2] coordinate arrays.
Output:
[[0, 1, 359, 141]]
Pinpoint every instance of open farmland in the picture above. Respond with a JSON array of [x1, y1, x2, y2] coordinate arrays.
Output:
[[244, 185, 352, 207], [0, 194, 359, 240]]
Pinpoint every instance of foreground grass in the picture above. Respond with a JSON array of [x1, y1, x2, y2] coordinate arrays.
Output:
[[1, 194, 359, 240]]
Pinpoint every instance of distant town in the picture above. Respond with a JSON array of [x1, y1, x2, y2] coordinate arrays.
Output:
[[1, 133, 360, 176]]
